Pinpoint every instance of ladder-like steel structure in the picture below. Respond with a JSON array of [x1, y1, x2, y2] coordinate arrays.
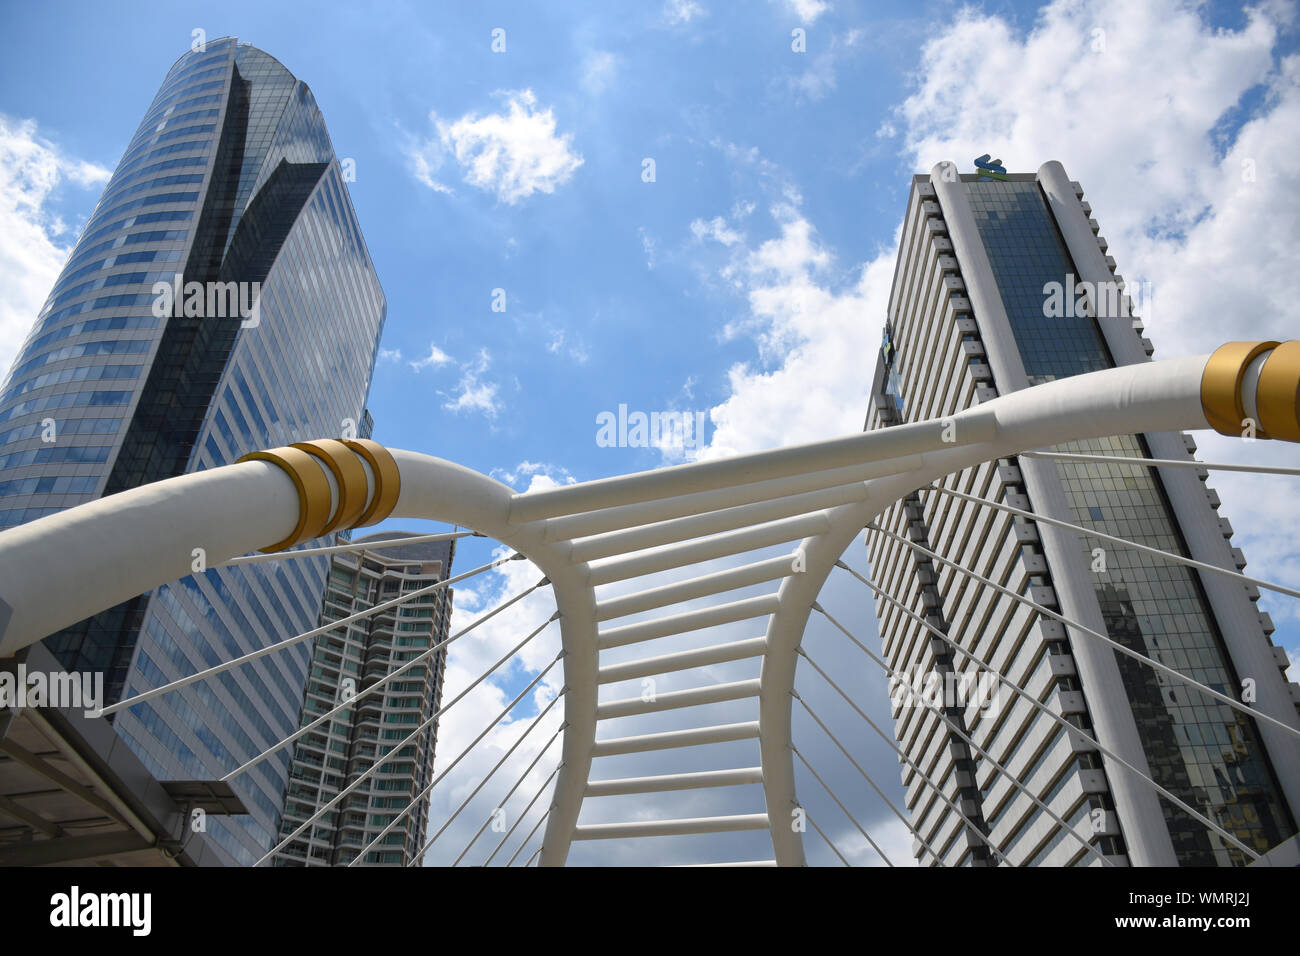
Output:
[[1, 341, 1298, 866]]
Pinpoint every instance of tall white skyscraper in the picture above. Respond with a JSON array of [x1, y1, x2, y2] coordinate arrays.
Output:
[[864, 160, 1299, 866]]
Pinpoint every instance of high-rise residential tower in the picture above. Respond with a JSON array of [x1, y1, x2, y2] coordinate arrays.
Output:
[[274, 532, 454, 867], [0, 38, 386, 864], [864, 160, 1299, 866]]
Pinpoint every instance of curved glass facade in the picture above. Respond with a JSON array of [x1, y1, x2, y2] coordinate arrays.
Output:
[[0, 38, 386, 865]]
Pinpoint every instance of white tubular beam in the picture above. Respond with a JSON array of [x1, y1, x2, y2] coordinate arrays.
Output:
[[512, 410, 996, 521], [586, 512, 830, 586], [571, 813, 770, 840], [585, 767, 764, 797], [596, 678, 762, 719], [596, 637, 767, 684], [590, 721, 761, 757], [1022, 449, 1300, 477], [382, 454, 597, 870], [755, 511, 863, 868], [0, 459, 297, 655], [552, 460, 916, 547], [594, 555, 796, 622], [677, 860, 778, 867], [598, 594, 780, 649]]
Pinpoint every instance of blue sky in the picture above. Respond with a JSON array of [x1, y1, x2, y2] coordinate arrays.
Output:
[[2, 0, 1298, 865]]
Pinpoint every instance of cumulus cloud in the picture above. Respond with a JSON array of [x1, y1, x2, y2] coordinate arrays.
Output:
[[0, 115, 109, 378], [781, 0, 829, 24], [408, 343, 453, 371], [664, 0, 705, 26], [442, 347, 502, 418], [491, 460, 577, 491], [690, 214, 743, 246], [408, 90, 584, 204], [887, 0, 1300, 623], [674, 0, 1300, 865], [695, 198, 886, 460], [699, 0, 1300, 545], [416, 0, 1300, 868]]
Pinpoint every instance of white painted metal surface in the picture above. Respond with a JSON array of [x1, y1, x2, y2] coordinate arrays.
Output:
[[1, 349, 1296, 866]]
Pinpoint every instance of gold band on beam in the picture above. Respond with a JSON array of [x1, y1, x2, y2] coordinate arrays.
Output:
[[292, 439, 369, 534], [237, 439, 402, 552], [1256, 341, 1300, 443], [1200, 341, 1278, 437], [343, 439, 401, 527], [238, 447, 334, 552]]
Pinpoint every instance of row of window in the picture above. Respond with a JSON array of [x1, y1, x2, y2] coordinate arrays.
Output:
[[0, 388, 131, 426], [0, 414, 121, 448], [78, 190, 200, 249], [0, 443, 110, 471], [64, 209, 193, 271], [21, 313, 158, 362], [28, 292, 156, 340], [9, 336, 150, 383]]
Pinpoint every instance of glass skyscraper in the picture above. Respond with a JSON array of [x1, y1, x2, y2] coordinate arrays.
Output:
[[0, 38, 386, 864], [864, 161, 1298, 866]]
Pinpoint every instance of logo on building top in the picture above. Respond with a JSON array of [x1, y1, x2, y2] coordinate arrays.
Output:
[[974, 154, 1008, 180]]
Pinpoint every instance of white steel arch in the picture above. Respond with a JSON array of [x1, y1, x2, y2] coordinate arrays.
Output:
[[1, 341, 1298, 866]]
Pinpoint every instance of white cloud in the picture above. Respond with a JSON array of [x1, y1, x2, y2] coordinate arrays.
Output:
[[582, 51, 619, 95], [689, 214, 743, 246], [781, 0, 829, 24], [545, 327, 589, 365], [378, 347, 403, 363], [696, 0, 1300, 495], [443, 347, 502, 418], [889, 0, 1300, 632], [408, 90, 584, 205], [0, 115, 109, 377], [664, 0, 705, 26], [408, 343, 452, 371], [672, 5, 1300, 866], [491, 460, 577, 491], [694, 198, 887, 461], [638, 226, 657, 269]]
